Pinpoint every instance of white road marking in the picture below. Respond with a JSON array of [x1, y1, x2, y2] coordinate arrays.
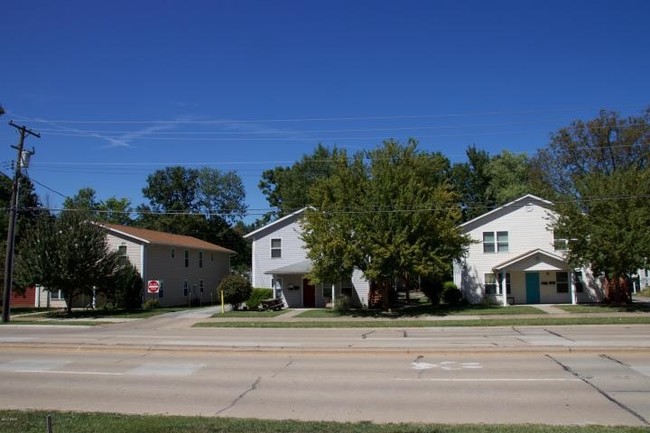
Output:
[[126, 363, 206, 377], [411, 362, 437, 370], [397, 378, 582, 382]]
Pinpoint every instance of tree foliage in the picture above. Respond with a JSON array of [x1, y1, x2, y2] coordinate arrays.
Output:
[[302, 139, 470, 309], [259, 144, 341, 220], [451, 146, 535, 222], [14, 211, 122, 314], [532, 108, 650, 303], [135, 166, 249, 268], [64, 187, 134, 225], [218, 274, 252, 310]]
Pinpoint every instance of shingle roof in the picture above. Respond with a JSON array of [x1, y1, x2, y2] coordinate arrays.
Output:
[[102, 223, 235, 254]]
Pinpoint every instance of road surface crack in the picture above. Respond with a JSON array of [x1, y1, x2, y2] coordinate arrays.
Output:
[[544, 329, 575, 342], [361, 331, 375, 340], [271, 358, 293, 378], [215, 376, 261, 416], [546, 354, 649, 426]]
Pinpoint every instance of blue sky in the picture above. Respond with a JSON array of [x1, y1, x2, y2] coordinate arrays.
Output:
[[2, 0, 649, 222]]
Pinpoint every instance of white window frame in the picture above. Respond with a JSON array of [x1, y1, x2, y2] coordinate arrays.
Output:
[[270, 238, 282, 258], [483, 231, 509, 253]]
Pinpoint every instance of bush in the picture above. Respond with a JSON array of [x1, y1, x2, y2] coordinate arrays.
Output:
[[143, 298, 159, 310], [333, 295, 351, 313], [246, 288, 274, 310], [442, 282, 463, 306], [218, 275, 252, 310]]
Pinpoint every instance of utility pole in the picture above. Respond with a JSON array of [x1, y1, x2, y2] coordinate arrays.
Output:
[[2, 121, 39, 323]]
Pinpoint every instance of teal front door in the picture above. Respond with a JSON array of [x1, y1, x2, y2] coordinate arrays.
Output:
[[525, 272, 541, 304]]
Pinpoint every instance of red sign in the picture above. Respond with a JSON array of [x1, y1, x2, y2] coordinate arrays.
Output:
[[147, 280, 160, 294]]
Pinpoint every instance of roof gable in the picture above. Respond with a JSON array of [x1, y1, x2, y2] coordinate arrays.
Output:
[[102, 223, 234, 253], [493, 248, 567, 272], [460, 194, 554, 232], [243, 208, 306, 240]]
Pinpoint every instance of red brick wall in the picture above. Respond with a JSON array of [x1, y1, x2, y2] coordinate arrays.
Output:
[[11, 285, 36, 307]]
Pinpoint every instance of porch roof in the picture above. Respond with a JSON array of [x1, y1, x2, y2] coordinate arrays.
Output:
[[264, 260, 313, 275], [492, 248, 568, 273]]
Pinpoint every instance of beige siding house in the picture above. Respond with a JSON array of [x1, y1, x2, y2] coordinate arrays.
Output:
[[103, 224, 234, 307]]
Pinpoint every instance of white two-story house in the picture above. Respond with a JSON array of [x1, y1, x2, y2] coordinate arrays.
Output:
[[244, 208, 370, 308], [453, 194, 604, 305]]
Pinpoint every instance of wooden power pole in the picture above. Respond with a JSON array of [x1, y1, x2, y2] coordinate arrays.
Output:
[[2, 121, 39, 323]]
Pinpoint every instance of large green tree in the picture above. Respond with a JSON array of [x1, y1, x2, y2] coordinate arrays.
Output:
[[532, 108, 650, 303], [63, 187, 134, 225], [302, 139, 470, 309], [14, 211, 122, 314], [135, 166, 249, 268], [451, 146, 534, 222], [259, 144, 341, 220]]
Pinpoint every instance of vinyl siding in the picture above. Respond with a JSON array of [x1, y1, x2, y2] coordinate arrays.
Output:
[[106, 231, 230, 307], [249, 215, 308, 288], [454, 197, 603, 304]]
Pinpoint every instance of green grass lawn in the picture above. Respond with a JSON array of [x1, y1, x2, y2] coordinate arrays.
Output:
[[555, 303, 650, 313], [1, 410, 646, 433], [195, 316, 650, 328], [296, 304, 545, 318], [210, 309, 289, 318]]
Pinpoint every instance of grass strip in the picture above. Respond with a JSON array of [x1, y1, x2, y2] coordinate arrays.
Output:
[[194, 316, 650, 328], [1, 410, 647, 433], [296, 305, 544, 318], [210, 309, 289, 318]]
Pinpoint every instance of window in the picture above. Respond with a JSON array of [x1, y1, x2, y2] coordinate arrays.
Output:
[[498, 272, 512, 295], [183, 280, 188, 297], [184, 250, 189, 267], [484, 273, 497, 294], [271, 277, 283, 297], [574, 271, 585, 293], [483, 231, 508, 253], [199, 251, 203, 268], [171, 248, 175, 259], [51, 290, 63, 299], [553, 232, 568, 251], [118, 245, 127, 256], [322, 282, 332, 299], [199, 280, 204, 294], [557, 271, 569, 293], [271, 238, 282, 258]]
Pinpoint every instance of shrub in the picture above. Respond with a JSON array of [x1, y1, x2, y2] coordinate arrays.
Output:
[[246, 288, 274, 310], [143, 298, 159, 310], [442, 282, 463, 306], [334, 295, 351, 313], [218, 275, 252, 310]]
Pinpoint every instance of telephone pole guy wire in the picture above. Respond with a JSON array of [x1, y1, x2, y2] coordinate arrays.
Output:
[[2, 121, 39, 323]]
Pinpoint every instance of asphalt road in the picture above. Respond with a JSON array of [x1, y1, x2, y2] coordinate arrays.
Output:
[[1, 309, 649, 426]]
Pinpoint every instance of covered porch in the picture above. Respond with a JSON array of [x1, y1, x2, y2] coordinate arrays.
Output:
[[491, 249, 581, 306], [265, 260, 362, 308]]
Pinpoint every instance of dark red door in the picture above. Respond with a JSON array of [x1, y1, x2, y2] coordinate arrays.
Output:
[[302, 279, 316, 308]]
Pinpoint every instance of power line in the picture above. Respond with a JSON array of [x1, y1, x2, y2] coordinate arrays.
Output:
[[11, 103, 647, 125]]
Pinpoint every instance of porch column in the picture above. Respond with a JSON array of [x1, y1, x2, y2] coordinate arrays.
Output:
[[331, 281, 336, 305], [500, 271, 507, 307], [569, 270, 577, 305]]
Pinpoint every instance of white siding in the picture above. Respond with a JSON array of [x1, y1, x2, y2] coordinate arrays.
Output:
[[249, 215, 308, 289], [453, 196, 603, 304]]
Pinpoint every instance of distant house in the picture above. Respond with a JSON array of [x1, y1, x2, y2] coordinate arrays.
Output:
[[9, 225, 233, 310], [453, 194, 604, 305], [103, 224, 234, 307], [244, 208, 370, 308]]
